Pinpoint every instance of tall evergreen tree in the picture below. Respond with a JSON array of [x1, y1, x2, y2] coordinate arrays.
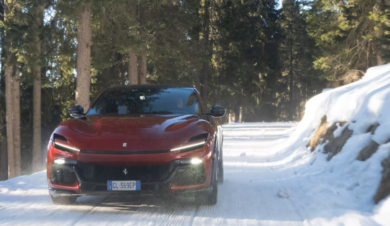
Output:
[[75, 0, 91, 112], [200, 0, 211, 106], [128, 3, 138, 85], [376, 0, 390, 62], [138, 3, 147, 85], [211, 0, 281, 121], [3, 0, 12, 178], [2, 0, 19, 178], [307, 0, 387, 84], [12, 65, 20, 175], [279, 0, 316, 120], [31, 1, 44, 171], [0, 0, 7, 180]]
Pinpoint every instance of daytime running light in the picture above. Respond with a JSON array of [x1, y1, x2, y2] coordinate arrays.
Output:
[[54, 142, 80, 152], [171, 141, 206, 152]]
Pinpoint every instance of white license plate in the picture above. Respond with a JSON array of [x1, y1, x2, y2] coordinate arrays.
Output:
[[107, 180, 141, 191]]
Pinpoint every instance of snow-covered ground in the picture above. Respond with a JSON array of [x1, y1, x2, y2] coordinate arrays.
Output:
[[0, 122, 388, 226]]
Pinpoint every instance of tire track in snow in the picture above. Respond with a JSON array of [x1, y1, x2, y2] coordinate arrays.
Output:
[[190, 124, 304, 226], [70, 196, 110, 225]]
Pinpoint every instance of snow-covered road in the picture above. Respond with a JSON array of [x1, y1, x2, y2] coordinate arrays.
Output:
[[0, 123, 387, 226]]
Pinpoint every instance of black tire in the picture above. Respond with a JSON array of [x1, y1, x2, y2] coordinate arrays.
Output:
[[217, 158, 224, 184], [197, 181, 218, 205], [207, 181, 218, 205], [197, 156, 218, 205], [50, 195, 78, 205], [217, 137, 224, 184]]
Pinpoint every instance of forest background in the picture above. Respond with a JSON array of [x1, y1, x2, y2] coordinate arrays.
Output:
[[0, 0, 389, 179]]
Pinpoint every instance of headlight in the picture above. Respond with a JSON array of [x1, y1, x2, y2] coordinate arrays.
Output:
[[171, 141, 206, 152], [190, 158, 203, 165], [53, 158, 77, 165], [171, 133, 209, 152], [176, 158, 203, 165], [53, 141, 80, 153], [54, 158, 66, 164]]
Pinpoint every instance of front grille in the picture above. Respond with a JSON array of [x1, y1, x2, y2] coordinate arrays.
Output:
[[77, 162, 176, 183], [173, 164, 206, 186], [51, 165, 77, 186]]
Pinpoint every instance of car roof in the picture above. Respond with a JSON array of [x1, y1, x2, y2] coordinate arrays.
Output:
[[103, 85, 195, 92]]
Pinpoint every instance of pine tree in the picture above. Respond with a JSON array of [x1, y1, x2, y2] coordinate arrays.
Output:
[[75, 0, 92, 111], [0, 0, 8, 180], [2, 0, 19, 178], [307, 0, 386, 85], [200, 0, 211, 106], [12, 65, 20, 175], [376, 0, 390, 62], [128, 3, 138, 85], [138, 3, 147, 85], [279, 0, 316, 120], [31, 1, 44, 172], [0, 87, 6, 179]]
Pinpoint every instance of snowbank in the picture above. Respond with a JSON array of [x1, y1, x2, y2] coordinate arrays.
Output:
[[285, 64, 390, 225]]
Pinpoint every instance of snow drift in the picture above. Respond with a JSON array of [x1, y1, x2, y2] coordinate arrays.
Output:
[[284, 64, 390, 225]]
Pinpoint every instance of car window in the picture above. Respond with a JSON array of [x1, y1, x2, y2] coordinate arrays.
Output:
[[87, 88, 201, 116]]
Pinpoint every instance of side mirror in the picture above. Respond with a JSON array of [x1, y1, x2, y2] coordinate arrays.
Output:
[[68, 105, 85, 118], [210, 105, 226, 117]]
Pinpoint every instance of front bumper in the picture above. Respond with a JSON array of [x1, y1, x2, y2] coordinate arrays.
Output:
[[49, 186, 212, 197], [48, 159, 211, 197]]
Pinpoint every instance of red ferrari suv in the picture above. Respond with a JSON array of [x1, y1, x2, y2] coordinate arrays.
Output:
[[47, 86, 225, 205]]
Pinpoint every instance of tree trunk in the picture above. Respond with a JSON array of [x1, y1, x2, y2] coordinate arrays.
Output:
[[32, 4, 44, 172], [139, 52, 147, 84], [32, 60, 42, 172], [0, 84, 7, 179], [3, 1, 17, 179], [128, 52, 138, 85], [0, 140, 6, 180], [376, 0, 385, 65], [239, 107, 243, 123], [128, 4, 138, 85], [234, 105, 240, 123], [200, 0, 211, 106], [12, 66, 21, 175], [137, 5, 147, 85], [5, 58, 15, 178], [0, 3, 8, 180], [289, 33, 294, 121], [76, 3, 92, 112], [189, 0, 201, 90]]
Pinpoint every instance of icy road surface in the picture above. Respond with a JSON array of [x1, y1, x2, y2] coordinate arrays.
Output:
[[0, 123, 385, 226]]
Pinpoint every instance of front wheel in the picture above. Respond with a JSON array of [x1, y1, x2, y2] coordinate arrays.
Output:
[[197, 181, 218, 205], [217, 138, 224, 184], [197, 158, 218, 205], [217, 152, 224, 184], [50, 195, 78, 205]]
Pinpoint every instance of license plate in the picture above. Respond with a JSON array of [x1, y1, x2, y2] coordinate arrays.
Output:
[[107, 180, 141, 191]]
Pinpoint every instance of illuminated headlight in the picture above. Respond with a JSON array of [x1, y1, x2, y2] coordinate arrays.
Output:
[[53, 141, 80, 153], [171, 141, 206, 152], [53, 158, 77, 165], [190, 158, 203, 165], [177, 158, 203, 165], [54, 158, 66, 164]]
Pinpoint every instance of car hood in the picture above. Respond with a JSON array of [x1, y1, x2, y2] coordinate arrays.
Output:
[[54, 114, 210, 152]]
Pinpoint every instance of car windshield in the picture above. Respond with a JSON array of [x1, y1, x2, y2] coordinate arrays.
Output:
[[87, 87, 201, 116]]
